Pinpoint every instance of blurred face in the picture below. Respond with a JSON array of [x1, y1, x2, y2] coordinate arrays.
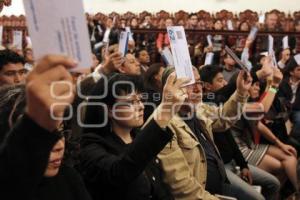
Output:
[[138, 50, 150, 64], [106, 18, 113, 28], [144, 16, 151, 24], [0, 63, 26, 86], [224, 55, 236, 67], [240, 22, 250, 31], [189, 15, 198, 26], [249, 82, 260, 99], [214, 20, 223, 30], [281, 49, 291, 61], [209, 72, 228, 92], [290, 66, 300, 81], [44, 138, 65, 177], [131, 18, 138, 27], [24, 49, 34, 63], [154, 67, 164, 89], [165, 19, 173, 27], [266, 13, 278, 30], [184, 69, 203, 105], [121, 53, 141, 75], [112, 92, 145, 128], [296, 23, 300, 32], [259, 56, 268, 65]]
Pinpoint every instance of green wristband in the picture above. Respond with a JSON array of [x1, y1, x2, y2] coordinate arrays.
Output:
[[269, 87, 278, 94]]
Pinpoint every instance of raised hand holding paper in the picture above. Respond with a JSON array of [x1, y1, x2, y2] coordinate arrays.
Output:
[[259, 13, 265, 24], [13, 30, 22, 50], [167, 26, 195, 85], [227, 20, 234, 31], [23, 0, 92, 70], [248, 26, 258, 41], [118, 31, 129, 57], [204, 52, 214, 65], [125, 27, 134, 42], [268, 35, 277, 68], [207, 35, 213, 47], [268, 35, 274, 55], [283, 36, 289, 50]]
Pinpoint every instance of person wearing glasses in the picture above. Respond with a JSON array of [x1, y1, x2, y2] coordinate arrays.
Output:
[[145, 66, 252, 200], [79, 73, 190, 200], [0, 49, 27, 87]]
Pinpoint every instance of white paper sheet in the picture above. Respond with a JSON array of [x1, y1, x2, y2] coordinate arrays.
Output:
[[204, 52, 214, 65], [23, 0, 92, 70], [118, 31, 129, 57], [167, 26, 195, 85], [13, 31, 23, 50], [161, 47, 174, 66]]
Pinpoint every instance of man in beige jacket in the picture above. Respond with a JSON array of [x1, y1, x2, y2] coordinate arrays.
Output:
[[147, 67, 252, 200]]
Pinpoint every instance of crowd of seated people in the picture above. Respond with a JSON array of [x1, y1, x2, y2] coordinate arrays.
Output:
[[1, 8, 300, 200]]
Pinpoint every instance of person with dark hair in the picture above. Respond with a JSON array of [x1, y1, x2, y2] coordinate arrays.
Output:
[[186, 13, 199, 29], [139, 15, 154, 29], [278, 54, 300, 141], [0, 84, 25, 143], [0, 55, 92, 200], [0, 49, 26, 87], [200, 65, 280, 200], [222, 53, 239, 82], [200, 65, 227, 93], [278, 48, 291, 70], [79, 72, 190, 200], [143, 63, 165, 120], [136, 49, 150, 73]]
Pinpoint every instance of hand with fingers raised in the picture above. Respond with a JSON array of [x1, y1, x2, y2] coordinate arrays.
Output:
[[26, 55, 77, 132], [236, 70, 252, 97], [154, 72, 190, 128]]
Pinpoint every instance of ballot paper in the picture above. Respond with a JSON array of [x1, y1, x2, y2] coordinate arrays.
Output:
[[23, 0, 92, 70], [112, 16, 117, 27], [207, 35, 213, 47], [294, 54, 300, 65], [283, 36, 289, 49], [167, 26, 195, 85], [118, 31, 129, 57], [204, 52, 214, 65], [125, 27, 134, 41], [248, 26, 258, 41], [268, 35, 274, 56], [12, 31, 23, 50], [161, 47, 174, 66], [0, 26, 3, 45], [225, 45, 249, 72], [268, 35, 277, 68], [227, 20, 234, 31], [26, 36, 32, 48], [259, 13, 265, 24]]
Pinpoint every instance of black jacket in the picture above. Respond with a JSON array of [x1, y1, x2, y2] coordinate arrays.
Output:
[[0, 115, 91, 200], [278, 78, 300, 111], [202, 77, 248, 170], [79, 119, 174, 200]]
